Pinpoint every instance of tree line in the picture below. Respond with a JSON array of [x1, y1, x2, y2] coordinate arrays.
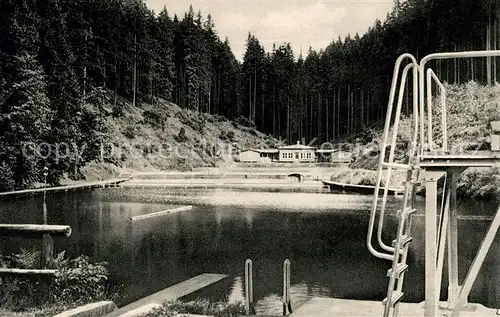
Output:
[[241, 0, 500, 144], [0, 0, 499, 190]]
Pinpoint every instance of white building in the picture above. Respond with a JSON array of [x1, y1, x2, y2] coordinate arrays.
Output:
[[315, 149, 352, 163], [238, 149, 262, 163], [278, 142, 316, 163]]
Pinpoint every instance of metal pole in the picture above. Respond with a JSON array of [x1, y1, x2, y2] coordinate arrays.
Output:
[[447, 169, 460, 306], [283, 259, 292, 316], [419, 50, 500, 155], [436, 172, 451, 304], [41, 166, 52, 268], [426, 69, 448, 152], [245, 259, 254, 315], [377, 63, 415, 254], [43, 166, 48, 224], [367, 53, 418, 261], [425, 171, 444, 317]]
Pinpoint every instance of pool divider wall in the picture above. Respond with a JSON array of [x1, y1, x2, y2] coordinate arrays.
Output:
[[129, 205, 193, 221], [105, 273, 229, 317]]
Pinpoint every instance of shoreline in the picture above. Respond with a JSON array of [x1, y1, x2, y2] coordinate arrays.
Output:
[[0, 165, 498, 201]]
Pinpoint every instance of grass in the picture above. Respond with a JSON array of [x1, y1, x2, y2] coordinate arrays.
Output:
[[0, 304, 78, 317]]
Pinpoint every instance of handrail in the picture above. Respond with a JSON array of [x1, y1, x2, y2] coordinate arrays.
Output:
[[419, 50, 500, 155], [368, 53, 418, 261], [282, 259, 292, 316], [245, 259, 254, 315], [426, 69, 447, 152], [377, 62, 416, 253]]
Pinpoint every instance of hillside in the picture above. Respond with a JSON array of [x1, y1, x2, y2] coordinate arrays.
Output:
[[78, 97, 281, 181], [344, 82, 500, 199]]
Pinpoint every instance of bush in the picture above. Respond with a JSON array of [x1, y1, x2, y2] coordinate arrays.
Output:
[[143, 109, 167, 130], [111, 104, 124, 118], [220, 130, 235, 142], [0, 162, 15, 192], [458, 167, 500, 199], [175, 127, 188, 142], [235, 116, 255, 128], [123, 125, 137, 139], [143, 299, 246, 317], [51, 255, 108, 305], [0, 249, 111, 310]]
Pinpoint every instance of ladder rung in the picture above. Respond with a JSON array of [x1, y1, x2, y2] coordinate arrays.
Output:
[[404, 207, 417, 215], [387, 263, 408, 277], [392, 235, 413, 247], [397, 207, 417, 218], [383, 291, 404, 307]]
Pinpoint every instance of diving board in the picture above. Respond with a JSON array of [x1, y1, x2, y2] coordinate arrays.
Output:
[[106, 273, 228, 317]]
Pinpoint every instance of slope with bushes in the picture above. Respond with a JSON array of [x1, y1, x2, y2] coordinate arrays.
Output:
[[79, 96, 281, 181], [339, 82, 500, 199]]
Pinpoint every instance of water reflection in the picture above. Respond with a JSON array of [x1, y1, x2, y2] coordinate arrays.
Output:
[[0, 189, 498, 311]]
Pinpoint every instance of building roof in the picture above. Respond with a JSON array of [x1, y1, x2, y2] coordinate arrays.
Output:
[[240, 149, 279, 154], [278, 141, 316, 150], [255, 149, 279, 154], [315, 149, 339, 153]]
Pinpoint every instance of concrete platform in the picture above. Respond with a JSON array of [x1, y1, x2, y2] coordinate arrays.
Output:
[[106, 273, 228, 317], [289, 298, 498, 317]]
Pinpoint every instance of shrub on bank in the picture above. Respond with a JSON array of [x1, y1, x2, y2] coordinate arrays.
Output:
[[0, 248, 114, 315], [348, 82, 500, 198], [142, 299, 246, 317]]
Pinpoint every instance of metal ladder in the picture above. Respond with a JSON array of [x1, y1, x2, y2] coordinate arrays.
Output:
[[366, 53, 421, 317], [382, 168, 419, 317]]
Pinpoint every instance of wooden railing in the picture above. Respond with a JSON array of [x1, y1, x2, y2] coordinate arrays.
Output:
[[0, 224, 72, 276]]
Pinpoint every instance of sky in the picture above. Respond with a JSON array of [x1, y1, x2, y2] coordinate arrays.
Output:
[[144, 0, 394, 61]]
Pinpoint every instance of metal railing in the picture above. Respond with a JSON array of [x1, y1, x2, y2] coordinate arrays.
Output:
[[368, 50, 500, 261], [245, 259, 254, 315], [377, 62, 418, 254], [426, 68, 447, 152], [368, 53, 419, 261], [243, 259, 292, 316], [418, 50, 500, 155], [0, 224, 72, 276], [282, 259, 292, 316]]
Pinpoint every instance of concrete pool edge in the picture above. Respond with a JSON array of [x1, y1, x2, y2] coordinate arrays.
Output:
[[105, 273, 229, 317], [53, 301, 118, 317], [289, 297, 499, 317]]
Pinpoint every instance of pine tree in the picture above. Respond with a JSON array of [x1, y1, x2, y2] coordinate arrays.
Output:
[[0, 0, 52, 189]]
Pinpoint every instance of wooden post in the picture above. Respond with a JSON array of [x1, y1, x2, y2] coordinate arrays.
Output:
[[41, 234, 54, 268], [41, 200, 53, 268]]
